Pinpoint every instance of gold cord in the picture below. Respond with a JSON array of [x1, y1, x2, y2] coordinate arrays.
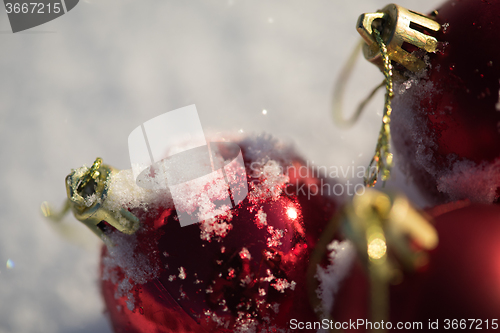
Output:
[[364, 29, 394, 187], [332, 40, 385, 127]]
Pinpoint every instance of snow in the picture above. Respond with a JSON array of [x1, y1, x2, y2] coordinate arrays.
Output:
[[270, 278, 296, 293], [437, 158, 500, 203], [101, 232, 160, 311], [391, 70, 500, 204], [315, 240, 356, 318], [255, 207, 268, 228], [178, 266, 186, 280], [248, 160, 290, 203], [103, 168, 172, 213], [266, 225, 285, 247], [199, 211, 234, 241]]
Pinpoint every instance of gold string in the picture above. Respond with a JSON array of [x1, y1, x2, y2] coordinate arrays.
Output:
[[332, 40, 385, 127], [364, 29, 394, 187]]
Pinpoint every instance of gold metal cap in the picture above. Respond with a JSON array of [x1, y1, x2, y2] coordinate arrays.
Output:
[[64, 158, 140, 239], [357, 4, 440, 72]]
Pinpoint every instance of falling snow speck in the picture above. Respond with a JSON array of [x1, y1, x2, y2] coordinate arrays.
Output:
[[262, 109, 268, 115]]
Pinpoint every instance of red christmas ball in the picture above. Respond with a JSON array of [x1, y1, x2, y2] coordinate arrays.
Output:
[[330, 202, 500, 332], [412, 203, 500, 324], [99, 135, 339, 332], [391, 0, 500, 204]]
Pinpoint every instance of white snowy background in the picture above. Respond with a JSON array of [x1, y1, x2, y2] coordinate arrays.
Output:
[[0, 0, 436, 332]]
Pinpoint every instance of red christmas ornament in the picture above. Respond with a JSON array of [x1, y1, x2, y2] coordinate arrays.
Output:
[[390, 0, 500, 204], [331, 202, 500, 332], [412, 203, 500, 324], [98, 135, 339, 332]]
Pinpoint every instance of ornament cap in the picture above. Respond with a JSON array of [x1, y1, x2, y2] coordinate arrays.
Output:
[[342, 189, 438, 270], [357, 3, 441, 72], [64, 158, 140, 238]]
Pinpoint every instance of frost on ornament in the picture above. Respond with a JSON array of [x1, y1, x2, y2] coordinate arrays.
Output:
[[315, 240, 355, 318], [390, 0, 500, 204], [99, 133, 340, 333], [392, 73, 500, 204], [255, 207, 267, 229], [248, 160, 289, 203]]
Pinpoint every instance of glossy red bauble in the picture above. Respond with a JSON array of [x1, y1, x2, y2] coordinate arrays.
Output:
[[99, 135, 339, 332], [391, 0, 500, 204], [331, 202, 500, 332]]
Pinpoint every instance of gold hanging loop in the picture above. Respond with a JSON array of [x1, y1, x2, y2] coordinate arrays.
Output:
[[364, 28, 395, 187], [335, 3, 441, 186], [332, 39, 385, 128]]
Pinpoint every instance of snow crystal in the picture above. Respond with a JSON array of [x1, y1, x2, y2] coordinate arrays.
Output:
[[83, 193, 101, 207], [199, 210, 233, 241], [255, 208, 268, 229], [204, 309, 229, 328], [261, 269, 275, 283], [240, 275, 252, 287], [178, 267, 186, 280], [270, 278, 296, 293], [169, 169, 231, 218], [248, 160, 289, 203], [315, 240, 355, 318], [179, 286, 186, 299], [234, 317, 258, 333], [263, 250, 275, 261], [266, 226, 284, 247], [239, 247, 251, 260]]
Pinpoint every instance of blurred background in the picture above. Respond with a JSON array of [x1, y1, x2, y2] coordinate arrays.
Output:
[[0, 0, 437, 332]]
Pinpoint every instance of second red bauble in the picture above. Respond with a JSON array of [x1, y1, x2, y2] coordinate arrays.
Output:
[[391, 0, 500, 204], [331, 202, 500, 332]]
